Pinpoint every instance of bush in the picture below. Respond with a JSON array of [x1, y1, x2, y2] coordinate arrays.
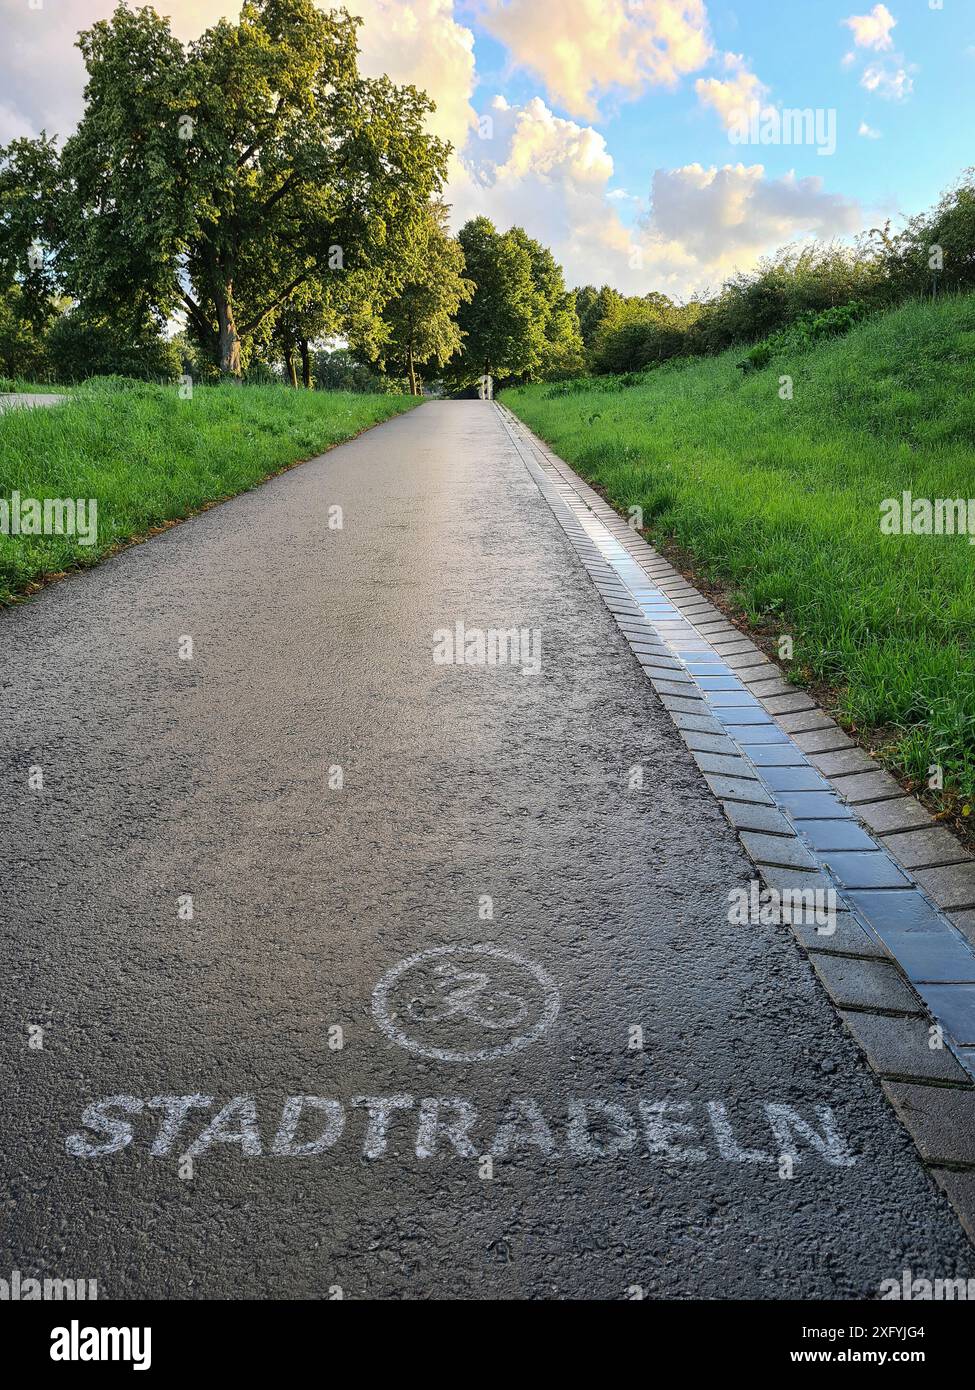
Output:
[[876, 170, 975, 300], [311, 349, 398, 393], [45, 309, 181, 383], [242, 360, 282, 386], [0, 287, 51, 381], [694, 244, 885, 355], [590, 298, 701, 375], [738, 300, 871, 371]]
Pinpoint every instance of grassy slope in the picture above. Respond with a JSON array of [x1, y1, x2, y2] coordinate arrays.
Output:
[[506, 296, 975, 807], [0, 383, 417, 603]]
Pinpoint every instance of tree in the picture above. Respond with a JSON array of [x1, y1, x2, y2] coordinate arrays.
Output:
[[538, 290, 586, 378], [377, 203, 473, 393], [454, 217, 541, 385], [590, 296, 696, 375], [311, 347, 394, 393], [41, 0, 447, 377], [575, 284, 624, 354], [505, 227, 584, 380], [0, 286, 51, 380], [0, 135, 64, 374]]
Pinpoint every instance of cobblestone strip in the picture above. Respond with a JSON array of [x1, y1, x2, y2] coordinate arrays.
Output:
[[497, 402, 975, 1242]]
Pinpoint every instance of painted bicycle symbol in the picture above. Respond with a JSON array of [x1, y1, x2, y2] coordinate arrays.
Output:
[[372, 944, 560, 1063], [406, 962, 530, 1031]]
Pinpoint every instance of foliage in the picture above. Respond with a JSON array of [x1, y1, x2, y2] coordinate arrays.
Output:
[[311, 348, 399, 393], [377, 202, 473, 392], [3, 0, 448, 376], [451, 217, 541, 385], [739, 301, 869, 371], [590, 296, 702, 374], [0, 286, 51, 379], [45, 308, 182, 382], [574, 285, 625, 355]]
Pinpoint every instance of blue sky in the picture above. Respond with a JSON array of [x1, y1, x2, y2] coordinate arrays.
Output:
[[445, 1, 975, 293], [606, 2, 972, 216], [461, 1, 975, 213], [2, 1, 973, 296]]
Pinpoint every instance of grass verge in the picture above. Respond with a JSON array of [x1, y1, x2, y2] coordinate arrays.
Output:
[[0, 380, 418, 603], [505, 295, 975, 828]]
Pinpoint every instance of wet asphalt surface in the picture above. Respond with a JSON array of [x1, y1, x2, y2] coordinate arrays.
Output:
[[1, 400, 972, 1299]]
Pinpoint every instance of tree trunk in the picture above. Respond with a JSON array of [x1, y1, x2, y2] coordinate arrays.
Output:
[[300, 338, 312, 389], [407, 346, 418, 396], [280, 331, 298, 388], [215, 285, 242, 380]]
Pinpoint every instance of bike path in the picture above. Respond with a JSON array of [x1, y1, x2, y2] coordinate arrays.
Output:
[[1, 401, 970, 1298]]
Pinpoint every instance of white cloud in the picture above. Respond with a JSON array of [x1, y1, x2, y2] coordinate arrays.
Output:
[[843, 5, 897, 52], [861, 62, 913, 100], [348, 0, 476, 150], [0, 1, 476, 153], [0, 100, 35, 145], [0, 2, 241, 143], [695, 51, 770, 130], [647, 162, 862, 264], [451, 96, 863, 296], [476, 0, 713, 119], [841, 6, 913, 103], [858, 120, 881, 138]]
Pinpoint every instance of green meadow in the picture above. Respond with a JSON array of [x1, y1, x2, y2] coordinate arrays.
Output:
[[506, 296, 975, 810], [0, 381, 417, 604]]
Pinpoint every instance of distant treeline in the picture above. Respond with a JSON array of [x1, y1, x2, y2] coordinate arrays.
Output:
[[576, 170, 975, 377], [1, 3, 973, 393]]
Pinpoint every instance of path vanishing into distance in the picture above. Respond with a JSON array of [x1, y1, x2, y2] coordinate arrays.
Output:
[[2, 400, 973, 1300]]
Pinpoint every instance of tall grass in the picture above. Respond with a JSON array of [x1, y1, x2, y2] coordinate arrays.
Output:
[[506, 295, 975, 806], [0, 380, 417, 602]]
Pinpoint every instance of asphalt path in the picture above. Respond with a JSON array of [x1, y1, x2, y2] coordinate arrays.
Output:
[[1, 401, 970, 1299], [0, 393, 66, 413]]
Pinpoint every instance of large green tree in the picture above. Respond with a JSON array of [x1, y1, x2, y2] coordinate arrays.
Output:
[[377, 203, 473, 393], [19, 0, 447, 377], [0, 135, 64, 352], [455, 218, 583, 387], [453, 217, 541, 384], [574, 284, 625, 355], [506, 228, 584, 380]]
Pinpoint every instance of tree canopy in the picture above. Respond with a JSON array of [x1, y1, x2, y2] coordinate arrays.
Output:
[[376, 202, 473, 393], [452, 217, 583, 387], [6, 0, 449, 377]]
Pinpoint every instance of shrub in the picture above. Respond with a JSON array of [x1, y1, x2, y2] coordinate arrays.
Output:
[[737, 300, 870, 372], [590, 298, 701, 375], [45, 309, 181, 383]]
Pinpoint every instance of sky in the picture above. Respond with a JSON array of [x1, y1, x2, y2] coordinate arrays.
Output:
[[2, 0, 973, 298]]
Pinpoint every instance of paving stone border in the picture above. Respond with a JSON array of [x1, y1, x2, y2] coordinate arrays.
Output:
[[497, 402, 975, 1243]]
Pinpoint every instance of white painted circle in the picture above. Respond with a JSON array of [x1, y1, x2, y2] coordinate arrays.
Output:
[[372, 944, 561, 1063]]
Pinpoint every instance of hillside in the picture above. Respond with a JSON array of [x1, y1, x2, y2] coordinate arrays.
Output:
[[505, 295, 975, 817]]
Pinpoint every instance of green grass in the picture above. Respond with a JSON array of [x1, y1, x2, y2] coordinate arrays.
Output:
[[505, 296, 975, 810], [0, 380, 417, 603]]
